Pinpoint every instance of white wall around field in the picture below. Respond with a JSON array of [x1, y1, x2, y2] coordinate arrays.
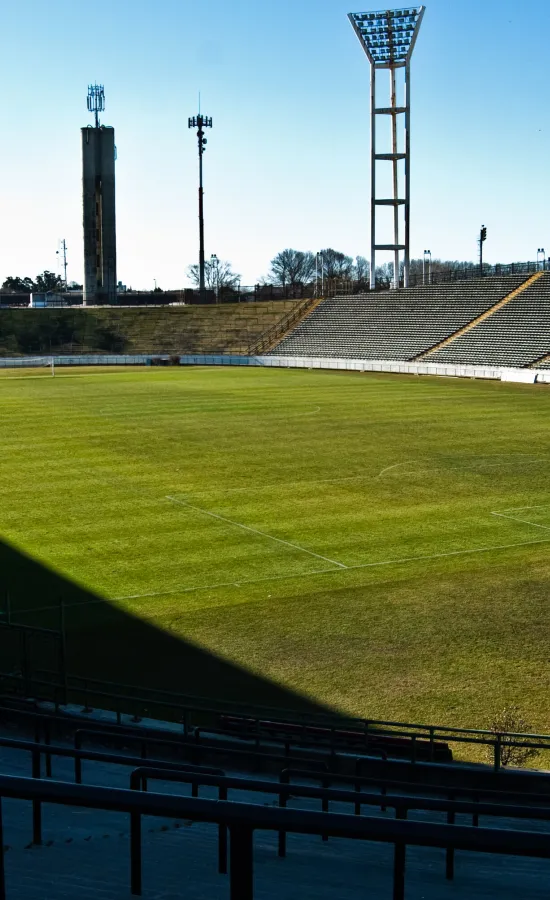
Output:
[[0, 353, 549, 384]]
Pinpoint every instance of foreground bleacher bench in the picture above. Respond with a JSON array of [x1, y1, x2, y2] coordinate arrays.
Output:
[[2, 703, 550, 898], [218, 714, 453, 761]]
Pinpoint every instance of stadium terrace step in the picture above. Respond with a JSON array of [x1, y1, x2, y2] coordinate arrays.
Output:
[[270, 277, 531, 361], [416, 271, 546, 360], [425, 272, 550, 367]]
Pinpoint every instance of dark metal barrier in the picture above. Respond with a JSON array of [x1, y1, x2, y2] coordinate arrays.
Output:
[[1, 669, 549, 771], [2, 774, 550, 900], [127, 764, 550, 892]]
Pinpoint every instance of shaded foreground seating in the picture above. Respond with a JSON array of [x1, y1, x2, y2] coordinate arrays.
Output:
[[218, 714, 453, 761], [1, 702, 550, 898]]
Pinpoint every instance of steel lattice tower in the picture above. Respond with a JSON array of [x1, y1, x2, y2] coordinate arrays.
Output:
[[349, 7, 425, 289]]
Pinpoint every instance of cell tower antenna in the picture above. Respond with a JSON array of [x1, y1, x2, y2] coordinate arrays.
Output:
[[87, 83, 105, 128], [188, 109, 213, 303]]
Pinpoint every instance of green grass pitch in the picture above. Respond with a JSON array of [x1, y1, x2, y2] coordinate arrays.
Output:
[[1, 365, 549, 739]]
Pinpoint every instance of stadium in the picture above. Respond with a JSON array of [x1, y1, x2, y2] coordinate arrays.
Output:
[[1, 3, 550, 900]]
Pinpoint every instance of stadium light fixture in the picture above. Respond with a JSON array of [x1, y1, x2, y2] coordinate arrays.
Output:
[[210, 253, 219, 302], [479, 225, 487, 277], [348, 6, 425, 290], [423, 248, 431, 285]]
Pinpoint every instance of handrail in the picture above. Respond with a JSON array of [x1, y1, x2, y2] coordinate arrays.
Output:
[[246, 297, 319, 355], [128, 764, 550, 891], [280, 767, 550, 811], [28, 670, 550, 744], [2, 665, 550, 770], [73, 725, 332, 775], [1, 774, 550, 900]]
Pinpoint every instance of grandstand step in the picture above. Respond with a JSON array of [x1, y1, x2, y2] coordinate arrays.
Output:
[[416, 271, 546, 361]]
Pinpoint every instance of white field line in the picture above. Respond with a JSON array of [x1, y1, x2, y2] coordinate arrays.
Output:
[[494, 504, 550, 512], [178, 462, 415, 499], [165, 495, 348, 569], [375, 462, 411, 479], [110, 535, 550, 601], [12, 534, 550, 616], [491, 511, 550, 532]]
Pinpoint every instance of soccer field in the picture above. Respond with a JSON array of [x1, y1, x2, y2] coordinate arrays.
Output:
[[1, 365, 549, 735]]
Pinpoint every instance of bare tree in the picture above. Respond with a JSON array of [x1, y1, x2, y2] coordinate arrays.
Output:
[[319, 248, 354, 280], [269, 249, 315, 293], [486, 706, 540, 768], [186, 259, 240, 291], [354, 256, 370, 286]]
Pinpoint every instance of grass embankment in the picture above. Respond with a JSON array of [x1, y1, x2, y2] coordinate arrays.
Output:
[[0, 301, 296, 355], [0, 366, 549, 755]]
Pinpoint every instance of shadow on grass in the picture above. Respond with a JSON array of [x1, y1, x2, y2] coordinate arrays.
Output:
[[0, 538, 331, 717]]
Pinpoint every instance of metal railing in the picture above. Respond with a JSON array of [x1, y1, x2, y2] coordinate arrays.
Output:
[[246, 297, 319, 355], [2, 773, 550, 900], [128, 764, 550, 892], [2, 666, 550, 771]]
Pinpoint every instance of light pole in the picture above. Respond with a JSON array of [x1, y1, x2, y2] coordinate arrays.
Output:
[[210, 253, 219, 303], [56, 240, 68, 290], [537, 248, 546, 271], [315, 252, 324, 297], [348, 7, 425, 290], [423, 249, 432, 285], [479, 226, 487, 277], [188, 113, 213, 303]]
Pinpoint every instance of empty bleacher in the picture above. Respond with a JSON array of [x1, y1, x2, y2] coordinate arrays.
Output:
[[271, 277, 528, 361], [2, 701, 550, 898], [424, 273, 550, 367]]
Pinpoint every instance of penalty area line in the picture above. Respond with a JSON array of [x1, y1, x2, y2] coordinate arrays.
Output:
[[165, 495, 347, 569]]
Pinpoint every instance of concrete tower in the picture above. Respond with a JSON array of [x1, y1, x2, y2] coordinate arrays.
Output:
[[82, 85, 117, 305]]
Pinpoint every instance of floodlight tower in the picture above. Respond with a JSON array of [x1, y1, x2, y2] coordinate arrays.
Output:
[[348, 7, 425, 289], [188, 113, 213, 303]]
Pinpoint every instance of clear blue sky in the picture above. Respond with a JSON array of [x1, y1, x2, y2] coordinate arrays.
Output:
[[1, 0, 548, 289]]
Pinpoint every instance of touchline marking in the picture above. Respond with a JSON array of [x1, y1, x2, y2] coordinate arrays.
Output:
[[113, 535, 550, 602], [165, 495, 348, 569], [14, 535, 550, 615]]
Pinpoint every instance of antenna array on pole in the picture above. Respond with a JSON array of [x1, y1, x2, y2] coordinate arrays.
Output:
[[87, 84, 105, 128]]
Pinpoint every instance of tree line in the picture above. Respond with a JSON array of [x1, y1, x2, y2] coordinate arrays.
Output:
[[1, 272, 82, 293], [2, 252, 481, 297], [188, 249, 481, 296]]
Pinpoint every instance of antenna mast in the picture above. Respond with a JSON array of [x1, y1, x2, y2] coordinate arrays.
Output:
[[57, 239, 68, 288], [188, 111, 213, 303], [87, 84, 105, 128]]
